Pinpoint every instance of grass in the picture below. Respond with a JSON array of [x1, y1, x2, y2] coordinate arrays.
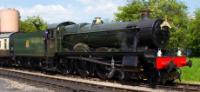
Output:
[[180, 57, 200, 83]]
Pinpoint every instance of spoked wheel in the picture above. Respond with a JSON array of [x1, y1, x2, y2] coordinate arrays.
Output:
[[75, 60, 90, 78], [73, 43, 91, 77], [57, 58, 73, 75], [16, 60, 21, 67], [95, 64, 115, 79], [34, 61, 43, 70], [95, 47, 115, 79], [115, 70, 126, 80], [27, 59, 32, 68]]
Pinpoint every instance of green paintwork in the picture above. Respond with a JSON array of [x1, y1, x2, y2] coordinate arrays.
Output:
[[59, 19, 169, 50], [60, 22, 137, 51], [62, 22, 136, 34], [11, 31, 45, 57]]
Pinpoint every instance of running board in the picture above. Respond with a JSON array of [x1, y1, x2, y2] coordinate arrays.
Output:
[[59, 52, 144, 57], [67, 57, 140, 72]]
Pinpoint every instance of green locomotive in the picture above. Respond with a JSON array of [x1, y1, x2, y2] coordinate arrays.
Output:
[[0, 14, 191, 85]]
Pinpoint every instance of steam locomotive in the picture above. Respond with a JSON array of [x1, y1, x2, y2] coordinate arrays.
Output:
[[0, 11, 191, 85]]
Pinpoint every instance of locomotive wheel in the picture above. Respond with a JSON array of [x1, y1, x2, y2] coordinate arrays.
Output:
[[95, 64, 114, 79], [75, 60, 90, 77], [16, 60, 21, 67], [95, 47, 115, 79], [73, 43, 90, 77], [115, 70, 126, 80], [57, 58, 72, 75], [73, 43, 90, 52]]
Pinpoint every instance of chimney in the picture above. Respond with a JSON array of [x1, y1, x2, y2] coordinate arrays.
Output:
[[141, 9, 150, 19]]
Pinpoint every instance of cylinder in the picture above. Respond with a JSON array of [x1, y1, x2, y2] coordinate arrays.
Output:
[[0, 8, 20, 33]]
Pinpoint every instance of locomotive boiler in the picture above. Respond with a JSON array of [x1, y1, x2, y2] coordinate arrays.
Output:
[[61, 15, 169, 52]]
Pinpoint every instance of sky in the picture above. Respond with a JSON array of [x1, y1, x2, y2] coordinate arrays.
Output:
[[0, 0, 200, 24]]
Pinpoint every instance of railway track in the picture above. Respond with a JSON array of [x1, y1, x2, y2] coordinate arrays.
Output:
[[156, 83, 200, 92], [0, 68, 199, 92]]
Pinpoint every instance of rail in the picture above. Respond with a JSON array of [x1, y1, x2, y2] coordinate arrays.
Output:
[[0, 68, 199, 92]]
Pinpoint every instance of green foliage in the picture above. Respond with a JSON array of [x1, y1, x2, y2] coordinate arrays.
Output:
[[115, 0, 189, 48], [181, 58, 200, 82], [20, 16, 47, 32], [187, 9, 200, 56], [168, 28, 190, 49]]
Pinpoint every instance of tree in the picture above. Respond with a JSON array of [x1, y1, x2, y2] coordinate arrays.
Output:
[[20, 16, 47, 32], [187, 9, 200, 56], [115, 0, 189, 48]]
